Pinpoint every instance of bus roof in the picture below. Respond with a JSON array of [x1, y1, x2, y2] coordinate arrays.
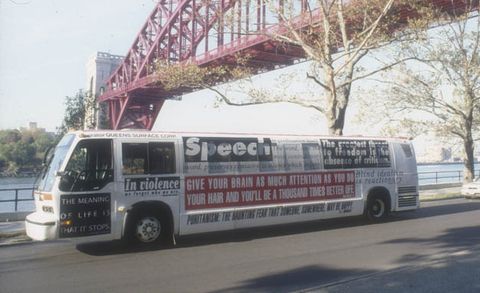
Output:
[[72, 130, 412, 142]]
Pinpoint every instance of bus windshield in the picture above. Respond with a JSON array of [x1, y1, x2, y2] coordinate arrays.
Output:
[[36, 134, 75, 192]]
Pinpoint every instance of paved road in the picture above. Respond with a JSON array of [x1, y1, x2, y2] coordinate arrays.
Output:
[[1, 199, 479, 293]]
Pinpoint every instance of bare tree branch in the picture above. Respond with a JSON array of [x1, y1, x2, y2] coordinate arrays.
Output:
[[306, 72, 330, 91], [215, 90, 325, 113]]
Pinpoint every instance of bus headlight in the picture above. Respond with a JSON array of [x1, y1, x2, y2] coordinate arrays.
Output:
[[40, 193, 52, 201]]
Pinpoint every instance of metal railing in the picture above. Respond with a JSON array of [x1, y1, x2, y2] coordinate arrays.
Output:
[[0, 187, 34, 212], [418, 170, 480, 185]]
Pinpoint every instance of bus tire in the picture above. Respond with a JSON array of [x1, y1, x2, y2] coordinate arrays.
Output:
[[366, 194, 389, 221], [125, 209, 167, 247]]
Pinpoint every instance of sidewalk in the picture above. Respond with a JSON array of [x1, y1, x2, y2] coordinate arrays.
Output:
[[0, 186, 466, 245], [419, 186, 463, 201], [0, 221, 28, 246]]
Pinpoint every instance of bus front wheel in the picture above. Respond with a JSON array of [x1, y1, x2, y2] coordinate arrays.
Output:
[[135, 215, 162, 243], [126, 210, 165, 246]]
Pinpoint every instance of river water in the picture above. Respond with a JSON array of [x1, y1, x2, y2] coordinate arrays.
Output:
[[0, 163, 479, 213]]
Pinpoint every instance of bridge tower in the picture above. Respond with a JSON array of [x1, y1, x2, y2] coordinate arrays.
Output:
[[85, 52, 124, 129]]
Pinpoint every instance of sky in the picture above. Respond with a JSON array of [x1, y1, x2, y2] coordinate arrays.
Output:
[[0, 0, 154, 131]]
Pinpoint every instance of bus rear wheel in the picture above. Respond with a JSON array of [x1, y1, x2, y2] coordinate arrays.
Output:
[[366, 195, 388, 221]]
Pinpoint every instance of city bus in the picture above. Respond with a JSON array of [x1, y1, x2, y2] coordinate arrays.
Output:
[[26, 130, 419, 246]]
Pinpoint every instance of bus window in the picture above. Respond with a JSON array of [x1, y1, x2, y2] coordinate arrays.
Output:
[[59, 139, 113, 192], [302, 143, 322, 170], [149, 142, 176, 174], [122, 143, 148, 175]]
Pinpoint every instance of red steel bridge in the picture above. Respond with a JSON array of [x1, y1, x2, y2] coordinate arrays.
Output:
[[99, 0, 477, 130]]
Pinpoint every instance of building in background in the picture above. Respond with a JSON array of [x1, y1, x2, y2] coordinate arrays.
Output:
[[84, 52, 123, 129], [28, 122, 40, 131], [19, 122, 46, 133]]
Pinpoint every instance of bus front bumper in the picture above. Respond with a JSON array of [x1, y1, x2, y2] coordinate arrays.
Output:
[[25, 212, 57, 241]]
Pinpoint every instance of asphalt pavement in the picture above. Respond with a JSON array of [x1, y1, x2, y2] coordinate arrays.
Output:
[[1, 198, 479, 292]]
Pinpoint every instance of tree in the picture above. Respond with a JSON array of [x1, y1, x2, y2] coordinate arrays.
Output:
[[0, 140, 35, 174], [58, 90, 93, 134], [0, 129, 22, 144], [10, 141, 36, 166], [33, 131, 54, 154], [263, 0, 405, 135], [364, 7, 480, 182], [0, 128, 56, 175]]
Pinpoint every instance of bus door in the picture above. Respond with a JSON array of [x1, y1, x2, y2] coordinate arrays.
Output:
[[57, 139, 114, 239]]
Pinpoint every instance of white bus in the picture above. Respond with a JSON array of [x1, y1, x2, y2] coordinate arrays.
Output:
[[26, 130, 419, 245]]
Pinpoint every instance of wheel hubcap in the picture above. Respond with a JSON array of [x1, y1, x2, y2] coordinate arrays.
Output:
[[372, 199, 385, 217], [136, 217, 161, 243]]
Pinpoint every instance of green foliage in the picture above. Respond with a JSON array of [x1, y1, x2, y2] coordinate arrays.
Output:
[[58, 90, 93, 135], [0, 129, 22, 144], [0, 128, 56, 176], [153, 55, 253, 92], [34, 133, 53, 154], [97, 102, 110, 130]]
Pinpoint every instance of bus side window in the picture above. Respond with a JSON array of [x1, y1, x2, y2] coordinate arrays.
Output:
[[302, 143, 322, 170], [149, 142, 176, 174], [122, 143, 148, 175]]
